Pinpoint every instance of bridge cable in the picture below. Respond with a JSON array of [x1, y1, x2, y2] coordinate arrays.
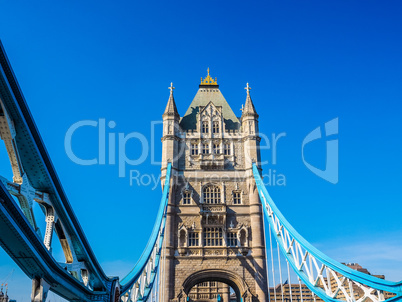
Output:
[[287, 260, 293, 302], [277, 240, 285, 302], [269, 223, 278, 302], [311, 290, 316, 302], [162, 222, 167, 302], [298, 277, 304, 302], [157, 260, 163, 301], [262, 194, 271, 302]]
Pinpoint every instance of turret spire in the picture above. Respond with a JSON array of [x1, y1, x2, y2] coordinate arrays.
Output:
[[164, 82, 179, 117], [242, 82, 258, 117]]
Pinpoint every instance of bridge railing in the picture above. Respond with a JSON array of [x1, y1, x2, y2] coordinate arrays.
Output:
[[120, 162, 172, 302], [252, 163, 402, 302]]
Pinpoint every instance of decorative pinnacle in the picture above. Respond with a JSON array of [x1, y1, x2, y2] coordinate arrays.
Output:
[[245, 82, 251, 94], [169, 82, 175, 94], [200, 68, 218, 85]]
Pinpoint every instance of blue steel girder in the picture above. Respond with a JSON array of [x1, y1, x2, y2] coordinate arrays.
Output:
[[0, 41, 116, 299], [0, 180, 118, 301]]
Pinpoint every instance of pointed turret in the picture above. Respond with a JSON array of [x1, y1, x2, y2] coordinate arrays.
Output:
[[241, 82, 260, 169], [163, 82, 179, 118], [162, 82, 180, 172], [241, 83, 258, 118]]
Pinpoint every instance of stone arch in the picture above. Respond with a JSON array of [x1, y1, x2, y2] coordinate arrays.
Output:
[[181, 269, 247, 302]]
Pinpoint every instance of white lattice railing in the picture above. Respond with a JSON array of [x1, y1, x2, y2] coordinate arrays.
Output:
[[253, 163, 402, 302]]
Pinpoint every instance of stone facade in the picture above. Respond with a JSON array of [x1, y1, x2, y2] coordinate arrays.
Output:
[[160, 72, 268, 302]]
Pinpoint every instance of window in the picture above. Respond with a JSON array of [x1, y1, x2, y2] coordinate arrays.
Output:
[[203, 227, 223, 246], [224, 143, 231, 155], [213, 121, 219, 133], [203, 186, 221, 204], [213, 143, 220, 154], [189, 232, 199, 246], [233, 191, 241, 204], [183, 191, 191, 204], [191, 143, 198, 155], [202, 121, 209, 133], [227, 232, 237, 247], [202, 143, 209, 154]]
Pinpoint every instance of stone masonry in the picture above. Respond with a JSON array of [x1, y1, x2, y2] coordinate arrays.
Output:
[[160, 71, 268, 302]]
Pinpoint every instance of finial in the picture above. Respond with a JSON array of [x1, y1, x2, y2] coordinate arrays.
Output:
[[200, 68, 218, 85], [169, 82, 175, 94], [245, 82, 251, 94]]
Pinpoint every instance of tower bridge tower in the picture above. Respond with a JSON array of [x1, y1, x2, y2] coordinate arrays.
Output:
[[161, 70, 267, 302]]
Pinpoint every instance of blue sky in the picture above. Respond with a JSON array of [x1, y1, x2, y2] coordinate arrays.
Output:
[[0, 0, 402, 300]]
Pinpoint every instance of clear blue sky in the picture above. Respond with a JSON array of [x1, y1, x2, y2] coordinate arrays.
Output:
[[0, 1, 401, 300]]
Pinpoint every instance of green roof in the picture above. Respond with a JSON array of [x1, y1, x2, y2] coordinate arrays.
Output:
[[180, 88, 240, 130]]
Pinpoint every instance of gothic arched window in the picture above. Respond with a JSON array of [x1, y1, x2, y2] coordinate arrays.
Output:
[[203, 185, 221, 204], [213, 121, 219, 133], [202, 121, 209, 133]]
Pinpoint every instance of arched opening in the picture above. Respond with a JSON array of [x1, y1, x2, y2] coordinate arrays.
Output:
[[182, 269, 247, 302], [187, 281, 235, 301]]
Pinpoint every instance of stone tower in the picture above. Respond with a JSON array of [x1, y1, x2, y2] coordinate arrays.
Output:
[[160, 70, 267, 302]]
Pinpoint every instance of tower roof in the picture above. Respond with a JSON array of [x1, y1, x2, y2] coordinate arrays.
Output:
[[163, 82, 179, 118], [241, 83, 258, 118], [180, 70, 240, 130]]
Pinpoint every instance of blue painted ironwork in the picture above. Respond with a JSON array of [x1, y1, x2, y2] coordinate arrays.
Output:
[[0, 41, 116, 301], [119, 163, 172, 300], [252, 163, 402, 302]]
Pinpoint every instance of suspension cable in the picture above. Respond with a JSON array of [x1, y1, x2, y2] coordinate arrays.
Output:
[[277, 241, 284, 302], [287, 260, 293, 302], [262, 201, 271, 301], [269, 224, 277, 302], [299, 277, 304, 302], [161, 225, 167, 302]]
